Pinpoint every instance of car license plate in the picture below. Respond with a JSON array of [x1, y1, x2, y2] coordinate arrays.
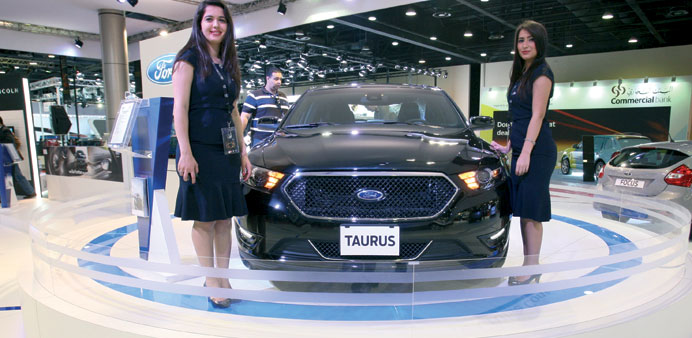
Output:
[[614, 178, 645, 188], [340, 226, 399, 256]]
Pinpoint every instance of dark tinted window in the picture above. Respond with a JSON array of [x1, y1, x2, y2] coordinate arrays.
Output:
[[284, 87, 467, 128], [610, 147, 688, 169]]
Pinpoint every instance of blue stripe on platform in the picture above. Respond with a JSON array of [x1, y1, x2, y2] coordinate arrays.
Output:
[[0, 306, 21, 311], [79, 214, 639, 320]]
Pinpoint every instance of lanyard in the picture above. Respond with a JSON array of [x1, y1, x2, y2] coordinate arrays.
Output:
[[212, 63, 233, 127]]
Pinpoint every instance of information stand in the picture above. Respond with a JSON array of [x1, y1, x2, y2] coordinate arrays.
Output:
[[109, 97, 178, 264]]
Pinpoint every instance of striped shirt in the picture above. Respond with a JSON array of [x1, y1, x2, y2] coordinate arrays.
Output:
[[242, 88, 289, 145]]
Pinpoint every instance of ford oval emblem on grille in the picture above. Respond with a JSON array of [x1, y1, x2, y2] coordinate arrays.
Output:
[[356, 189, 385, 202]]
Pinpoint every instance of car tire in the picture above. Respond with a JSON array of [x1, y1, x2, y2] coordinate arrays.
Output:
[[594, 161, 605, 181], [561, 157, 571, 175]]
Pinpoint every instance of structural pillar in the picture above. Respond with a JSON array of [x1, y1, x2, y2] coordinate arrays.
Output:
[[98, 9, 130, 134]]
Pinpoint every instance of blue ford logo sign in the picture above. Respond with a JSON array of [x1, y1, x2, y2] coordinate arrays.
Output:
[[356, 189, 385, 202], [146, 53, 176, 85]]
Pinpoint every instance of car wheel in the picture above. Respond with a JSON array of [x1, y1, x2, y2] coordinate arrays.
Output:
[[594, 161, 605, 181], [561, 157, 571, 175]]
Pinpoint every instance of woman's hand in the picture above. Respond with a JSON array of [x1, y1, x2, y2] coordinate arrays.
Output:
[[178, 153, 199, 184], [490, 141, 510, 154], [240, 152, 252, 181], [515, 152, 530, 176]]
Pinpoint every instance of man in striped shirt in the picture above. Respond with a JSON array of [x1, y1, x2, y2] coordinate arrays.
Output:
[[240, 66, 289, 146]]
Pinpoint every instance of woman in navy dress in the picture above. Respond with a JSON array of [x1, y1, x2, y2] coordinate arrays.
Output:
[[172, 0, 250, 308], [491, 20, 556, 285]]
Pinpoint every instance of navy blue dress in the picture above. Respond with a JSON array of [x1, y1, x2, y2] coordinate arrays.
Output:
[[174, 49, 247, 222], [508, 63, 556, 222]]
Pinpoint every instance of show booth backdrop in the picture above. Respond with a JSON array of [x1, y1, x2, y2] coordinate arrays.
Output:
[[0, 73, 40, 196], [479, 75, 692, 156]]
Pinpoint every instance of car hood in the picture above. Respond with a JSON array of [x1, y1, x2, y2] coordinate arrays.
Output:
[[252, 125, 495, 173]]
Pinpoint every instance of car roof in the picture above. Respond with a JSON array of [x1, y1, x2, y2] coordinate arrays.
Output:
[[304, 83, 444, 93], [594, 134, 650, 139], [634, 140, 692, 155]]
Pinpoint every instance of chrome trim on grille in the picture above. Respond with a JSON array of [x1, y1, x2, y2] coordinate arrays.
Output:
[[281, 171, 460, 222], [307, 239, 433, 261]]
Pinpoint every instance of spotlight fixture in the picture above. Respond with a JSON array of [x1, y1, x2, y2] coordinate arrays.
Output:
[[159, 29, 168, 36], [419, 59, 426, 64], [672, 75, 677, 82], [74, 37, 83, 48], [368, 16, 376, 21], [405, 8, 417, 16], [430, 36, 437, 41], [628, 36, 638, 43], [464, 29, 473, 37], [445, 56, 451, 61], [602, 11, 614, 20], [565, 43, 573, 48], [277, 0, 287, 15], [443, 71, 448, 79], [259, 38, 267, 49], [117, 0, 138, 7], [432, 11, 451, 18], [392, 41, 399, 46], [570, 81, 574, 87], [326, 24, 335, 29], [644, 77, 649, 83], [480, 52, 487, 57], [593, 80, 598, 86]]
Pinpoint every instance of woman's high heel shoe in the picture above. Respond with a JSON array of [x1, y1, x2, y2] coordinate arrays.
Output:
[[508, 274, 541, 286], [204, 282, 232, 308]]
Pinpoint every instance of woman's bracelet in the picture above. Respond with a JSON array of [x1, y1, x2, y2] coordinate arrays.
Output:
[[524, 138, 536, 145]]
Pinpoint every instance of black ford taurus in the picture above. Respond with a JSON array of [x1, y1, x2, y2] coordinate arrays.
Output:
[[238, 84, 510, 271]]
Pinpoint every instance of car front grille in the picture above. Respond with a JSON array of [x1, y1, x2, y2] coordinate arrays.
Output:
[[282, 172, 459, 220], [310, 240, 430, 260]]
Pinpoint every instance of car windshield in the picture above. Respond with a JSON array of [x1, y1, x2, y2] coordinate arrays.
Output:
[[283, 87, 467, 128], [611, 147, 688, 169], [617, 137, 651, 148]]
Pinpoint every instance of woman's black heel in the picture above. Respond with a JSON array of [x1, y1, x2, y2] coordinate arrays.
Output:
[[508, 274, 541, 286], [204, 282, 231, 308]]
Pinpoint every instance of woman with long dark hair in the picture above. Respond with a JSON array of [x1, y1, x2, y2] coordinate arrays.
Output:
[[491, 20, 556, 285], [172, 0, 251, 308]]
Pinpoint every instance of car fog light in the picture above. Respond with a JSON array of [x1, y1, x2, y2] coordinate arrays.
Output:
[[458, 171, 479, 190]]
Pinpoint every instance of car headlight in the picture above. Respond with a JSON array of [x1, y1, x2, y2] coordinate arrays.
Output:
[[458, 167, 502, 190], [247, 166, 285, 191]]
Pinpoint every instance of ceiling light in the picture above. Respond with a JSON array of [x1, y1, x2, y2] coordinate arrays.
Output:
[[565, 43, 573, 48], [0, 70, 5, 74], [277, 0, 287, 15], [481, 0, 489, 2], [48, 54, 55, 58], [418, 59, 426, 64], [29, 62, 37, 65], [359, 70, 366, 77], [392, 41, 399, 46], [628, 37, 638, 43], [480, 52, 487, 57], [159, 29, 168, 36], [118, 0, 137, 7], [488, 32, 504, 40], [510, 50, 515, 55], [259, 38, 267, 49], [14, 66, 19, 69], [445, 56, 451, 61], [430, 36, 437, 41], [322, 52, 328, 57], [368, 16, 376, 21], [602, 11, 613, 20], [405, 8, 417, 16], [74, 37, 83, 48], [326, 24, 334, 29], [432, 11, 451, 18], [464, 29, 473, 37]]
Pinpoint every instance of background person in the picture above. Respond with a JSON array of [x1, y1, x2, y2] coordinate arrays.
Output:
[[490, 20, 556, 286], [0, 116, 36, 199], [172, 0, 250, 308], [240, 66, 289, 146]]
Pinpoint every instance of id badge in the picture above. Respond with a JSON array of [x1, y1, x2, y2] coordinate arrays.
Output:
[[221, 126, 240, 155]]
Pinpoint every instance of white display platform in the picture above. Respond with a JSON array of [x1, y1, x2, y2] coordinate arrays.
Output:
[[13, 185, 692, 337]]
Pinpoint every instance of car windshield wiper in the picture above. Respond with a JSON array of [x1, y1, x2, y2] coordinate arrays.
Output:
[[284, 122, 334, 129]]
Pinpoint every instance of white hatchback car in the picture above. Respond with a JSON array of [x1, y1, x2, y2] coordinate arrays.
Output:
[[594, 140, 692, 228]]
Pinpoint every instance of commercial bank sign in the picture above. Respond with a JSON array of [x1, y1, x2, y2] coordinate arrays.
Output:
[[147, 53, 176, 85], [610, 82, 672, 105]]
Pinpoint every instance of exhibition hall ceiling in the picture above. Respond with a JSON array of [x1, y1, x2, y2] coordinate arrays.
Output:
[[1, 0, 690, 85]]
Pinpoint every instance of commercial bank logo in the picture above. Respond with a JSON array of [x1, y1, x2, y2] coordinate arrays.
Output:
[[356, 189, 385, 202], [147, 53, 176, 85], [611, 83, 626, 98]]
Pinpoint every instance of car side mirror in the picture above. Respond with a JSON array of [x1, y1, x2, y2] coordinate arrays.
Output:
[[252, 116, 280, 133], [469, 116, 494, 131]]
